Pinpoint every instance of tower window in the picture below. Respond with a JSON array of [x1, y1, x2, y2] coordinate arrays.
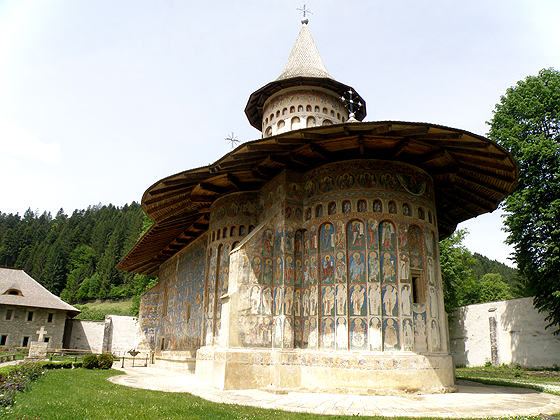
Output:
[[47, 313, 54, 323], [5, 310, 12, 321], [27, 311, 34, 322], [22, 336, 30, 347], [0, 335, 7, 346], [411, 271, 425, 304]]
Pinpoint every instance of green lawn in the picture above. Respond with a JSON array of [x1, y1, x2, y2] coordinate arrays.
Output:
[[3, 367, 559, 420]]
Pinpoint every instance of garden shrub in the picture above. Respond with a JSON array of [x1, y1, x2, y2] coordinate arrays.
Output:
[[73, 362, 83, 369], [97, 353, 114, 370], [0, 362, 45, 407], [82, 354, 98, 369], [60, 361, 73, 369]]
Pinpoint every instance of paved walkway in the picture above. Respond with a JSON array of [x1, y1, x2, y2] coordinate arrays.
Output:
[[109, 366, 560, 418]]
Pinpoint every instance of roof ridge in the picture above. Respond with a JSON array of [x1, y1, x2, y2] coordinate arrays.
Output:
[[276, 24, 332, 81]]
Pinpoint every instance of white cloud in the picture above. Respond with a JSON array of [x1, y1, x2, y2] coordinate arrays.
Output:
[[0, 120, 62, 164]]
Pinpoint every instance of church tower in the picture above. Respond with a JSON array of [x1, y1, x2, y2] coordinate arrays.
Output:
[[245, 20, 366, 137]]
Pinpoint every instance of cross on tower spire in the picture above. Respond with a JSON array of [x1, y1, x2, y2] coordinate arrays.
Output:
[[297, 2, 312, 24]]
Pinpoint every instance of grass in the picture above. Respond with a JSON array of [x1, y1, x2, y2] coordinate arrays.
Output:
[[3, 368, 559, 420], [73, 300, 136, 320]]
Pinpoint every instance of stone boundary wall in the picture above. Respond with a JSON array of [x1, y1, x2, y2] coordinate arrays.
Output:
[[449, 297, 560, 367], [65, 315, 138, 356]]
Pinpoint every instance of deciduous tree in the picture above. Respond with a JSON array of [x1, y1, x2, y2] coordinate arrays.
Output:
[[487, 67, 560, 333]]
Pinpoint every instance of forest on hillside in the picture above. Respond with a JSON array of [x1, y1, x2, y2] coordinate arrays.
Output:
[[0, 204, 156, 309], [0, 205, 528, 316]]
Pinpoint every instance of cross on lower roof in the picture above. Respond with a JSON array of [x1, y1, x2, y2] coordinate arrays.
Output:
[[36, 326, 47, 341]]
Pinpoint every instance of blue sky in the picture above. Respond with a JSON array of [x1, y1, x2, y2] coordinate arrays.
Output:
[[1, 1, 559, 266]]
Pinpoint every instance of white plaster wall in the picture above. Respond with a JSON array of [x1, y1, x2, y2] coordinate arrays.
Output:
[[105, 315, 138, 356], [449, 297, 560, 367], [66, 319, 105, 353]]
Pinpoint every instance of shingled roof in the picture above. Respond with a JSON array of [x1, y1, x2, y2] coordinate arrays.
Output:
[[0, 268, 80, 316]]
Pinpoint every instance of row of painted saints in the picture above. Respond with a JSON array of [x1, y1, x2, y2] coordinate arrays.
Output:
[[237, 281, 440, 320], [235, 309, 441, 352]]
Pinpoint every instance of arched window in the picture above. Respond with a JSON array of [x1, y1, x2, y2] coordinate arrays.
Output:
[[314, 106, 320, 112], [249, 225, 255, 233], [298, 105, 304, 112], [217, 229, 221, 240], [270, 113, 274, 121], [388, 201, 397, 214], [322, 119, 333, 125], [291, 116, 300, 130], [4, 289, 21, 296], [403, 203, 411, 217], [373, 199, 382, 213], [305, 208, 312, 221], [211, 232, 215, 241], [323, 107, 328, 114], [328, 201, 337, 215], [428, 210, 433, 224], [265, 127, 272, 137], [282, 108, 287, 115], [337, 113, 340, 119], [278, 120, 285, 130], [230, 226, 237, 237], [342, 200, 351, 213], [290, 106, 295, 113], [418, 207, 425, 220], [239, 225, 246, 236], [357, 199, 367, 212], [315, 204, 323, 218], [306, 105, 312, 112], [331, 110, 335, 117]]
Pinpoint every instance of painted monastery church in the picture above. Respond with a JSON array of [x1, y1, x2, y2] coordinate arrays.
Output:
[[118, 20, 517, 393]]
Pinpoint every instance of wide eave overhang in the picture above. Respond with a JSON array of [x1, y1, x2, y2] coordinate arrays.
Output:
[[245, 76, 367, 131], [118, 121, 518, 275]]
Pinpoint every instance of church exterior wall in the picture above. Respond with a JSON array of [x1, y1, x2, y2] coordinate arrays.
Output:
[[195, 159, 454, 393], [136, 234, 207, 372]]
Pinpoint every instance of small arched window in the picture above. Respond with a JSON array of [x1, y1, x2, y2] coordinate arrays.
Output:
[[342, 200, 351, 213], [222, 227, 228, 238], [230, 226, 237, 237], [4, 289, 22, 296], [298, 105, 304, 112], [328, 201, 337, 215], [239, 225, 246, 236], [282, 108, 287, 115], [306, 105, 312, 112], [265, 127, 272, 137], [278, 120, 285, 129], [388, 201, 397, 214], [314, 106, 320, 112], [290, 106, 295, 113], [373, 199, 382, 213], [276, 110, 280, 118], [331, 110, 335, 117], [418, 207, 425, 220], [357, 199, 367, 212], [323, 107, 328, 114], [315, 204, 323, 218]]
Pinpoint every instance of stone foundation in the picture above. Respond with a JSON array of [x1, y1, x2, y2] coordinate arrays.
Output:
[[196, 346, 455, 394]]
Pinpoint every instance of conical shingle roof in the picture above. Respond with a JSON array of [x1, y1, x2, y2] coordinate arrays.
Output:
[[276, 24, 332, 81], [245, 23, 366, 130]]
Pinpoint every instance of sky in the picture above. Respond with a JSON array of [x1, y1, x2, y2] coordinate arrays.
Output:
[[1, 1, 559, 267]]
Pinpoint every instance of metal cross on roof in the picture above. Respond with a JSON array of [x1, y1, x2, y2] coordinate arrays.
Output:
[[341, 90, 363, 119], [297, 2, 312, 24], [225, 132, 240, 149]]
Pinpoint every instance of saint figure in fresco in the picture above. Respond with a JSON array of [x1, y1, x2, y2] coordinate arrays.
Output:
[[263, 230, 273, 256], [383, 285, 397, 316], [336, 318, 347, 349], [321, 224, 334, 250], [382, 253, 396, 282], [351, 285, 365, 315], [274, 287, 283, 316], [323, 318, 335, 348], [368, 283, 381, 315], [294, 290, 301, 317], [302, 289, 310, 316], [384, 319, 398, 348], [250, 286, 261, 314], [399, 253, 410, 281], [349, 253, 365, 282], [263, 287, 273, 315], [381, 221, 395, 249], [322, 255, 334, 282], [349, 221, 364, 247], [369, 318, 382, 351], [401, 284, 411, 316], [335, 221, 345, 247], [403, 319, 413, 350], [335, 252, 346, 282], [285, 286, 294, 315], [368, 251, 380, 282], [352, 319, 366, 348], [310, 285, 317, 316], [367, 219, 378, 247], [322, 286, 335, 315], [336, 284, 347, 314]]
